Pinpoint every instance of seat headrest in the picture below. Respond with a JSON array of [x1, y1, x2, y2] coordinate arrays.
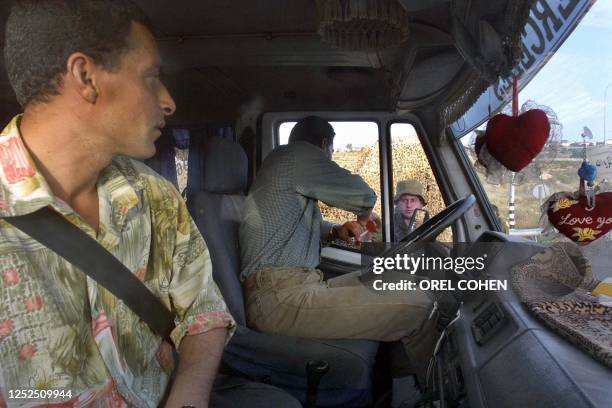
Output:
[[202, 137, 248, 194]]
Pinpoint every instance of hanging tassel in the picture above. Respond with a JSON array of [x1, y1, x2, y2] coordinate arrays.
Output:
[[315, 0, 410, 51], [578, 161, 597, 183], [578, 144, 598, 209]]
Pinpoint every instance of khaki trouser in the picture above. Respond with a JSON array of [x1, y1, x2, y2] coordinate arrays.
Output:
[[245, 267, 439, 379]]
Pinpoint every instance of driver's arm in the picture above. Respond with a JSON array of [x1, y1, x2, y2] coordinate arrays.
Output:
[[295, 144, 376, 214]]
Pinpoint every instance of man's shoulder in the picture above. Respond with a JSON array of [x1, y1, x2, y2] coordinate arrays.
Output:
[[288, 141, 323, 154], [257, 142, 327, 180], [269, 141, 326, 162], [260, 143, 294, 167]]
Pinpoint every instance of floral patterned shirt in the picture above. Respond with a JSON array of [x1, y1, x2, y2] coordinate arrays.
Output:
[[0, 116, 235, 407]]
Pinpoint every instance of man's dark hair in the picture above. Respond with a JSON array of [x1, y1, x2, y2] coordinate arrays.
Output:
[[4, 0, 153, 107], [288, 116, 335, 147]]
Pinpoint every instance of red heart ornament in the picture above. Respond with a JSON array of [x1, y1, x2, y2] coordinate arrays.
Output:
[[547, 192, 612, 243], [481, 109, 550, 172]]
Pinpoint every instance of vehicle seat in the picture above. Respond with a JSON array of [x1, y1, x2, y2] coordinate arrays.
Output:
[[144, 129, 180, 189], [189, 136, 379, 407]]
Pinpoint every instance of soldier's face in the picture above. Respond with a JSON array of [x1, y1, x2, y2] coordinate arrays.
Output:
[[397, 194, 423, 219]]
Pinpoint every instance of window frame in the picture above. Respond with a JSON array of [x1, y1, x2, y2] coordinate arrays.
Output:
[[386, 119, 463, 243], [451, 133, 503, 233], [262, 112, 462, 245], [275, 118, 387, 243]]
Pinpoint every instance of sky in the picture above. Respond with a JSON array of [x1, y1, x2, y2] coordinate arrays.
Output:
[[279, 121, 380, 149], [279, 121, 418, 150], [520, 0, 612, 142]]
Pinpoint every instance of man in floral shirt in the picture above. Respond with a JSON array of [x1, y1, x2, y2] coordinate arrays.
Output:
[[0, 1, 235, 407]]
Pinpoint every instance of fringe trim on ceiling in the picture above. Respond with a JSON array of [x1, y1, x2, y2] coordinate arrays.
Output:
[[316, 0, 410, 51]]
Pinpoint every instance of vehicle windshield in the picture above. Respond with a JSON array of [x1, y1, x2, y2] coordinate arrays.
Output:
[[458, 0, 612, 280], [451, 0, 599, 137]]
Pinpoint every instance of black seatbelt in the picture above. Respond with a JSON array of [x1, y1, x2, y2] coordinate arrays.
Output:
[[4, 206, 175, 341]]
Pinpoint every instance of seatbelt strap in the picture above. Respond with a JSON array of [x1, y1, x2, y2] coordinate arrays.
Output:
[[4, 206, 176, 341]]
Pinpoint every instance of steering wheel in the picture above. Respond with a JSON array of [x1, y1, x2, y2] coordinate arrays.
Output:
[[399, 194, 476, 244]]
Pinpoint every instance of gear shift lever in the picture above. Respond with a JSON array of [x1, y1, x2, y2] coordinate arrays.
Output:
[[306, 360, 330, 408]]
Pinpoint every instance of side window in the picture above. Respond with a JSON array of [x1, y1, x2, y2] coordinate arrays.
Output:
[[390, 123, 452, 242], [279, 121, 383, 242]]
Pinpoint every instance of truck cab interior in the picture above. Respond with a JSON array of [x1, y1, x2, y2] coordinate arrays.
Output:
[[0, 0, 610, 407]]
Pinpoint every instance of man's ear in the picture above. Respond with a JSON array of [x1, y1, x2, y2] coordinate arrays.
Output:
[[66, 53, 99, 104], [321, 137, 333, 151], [321, 138, 328, 151]]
